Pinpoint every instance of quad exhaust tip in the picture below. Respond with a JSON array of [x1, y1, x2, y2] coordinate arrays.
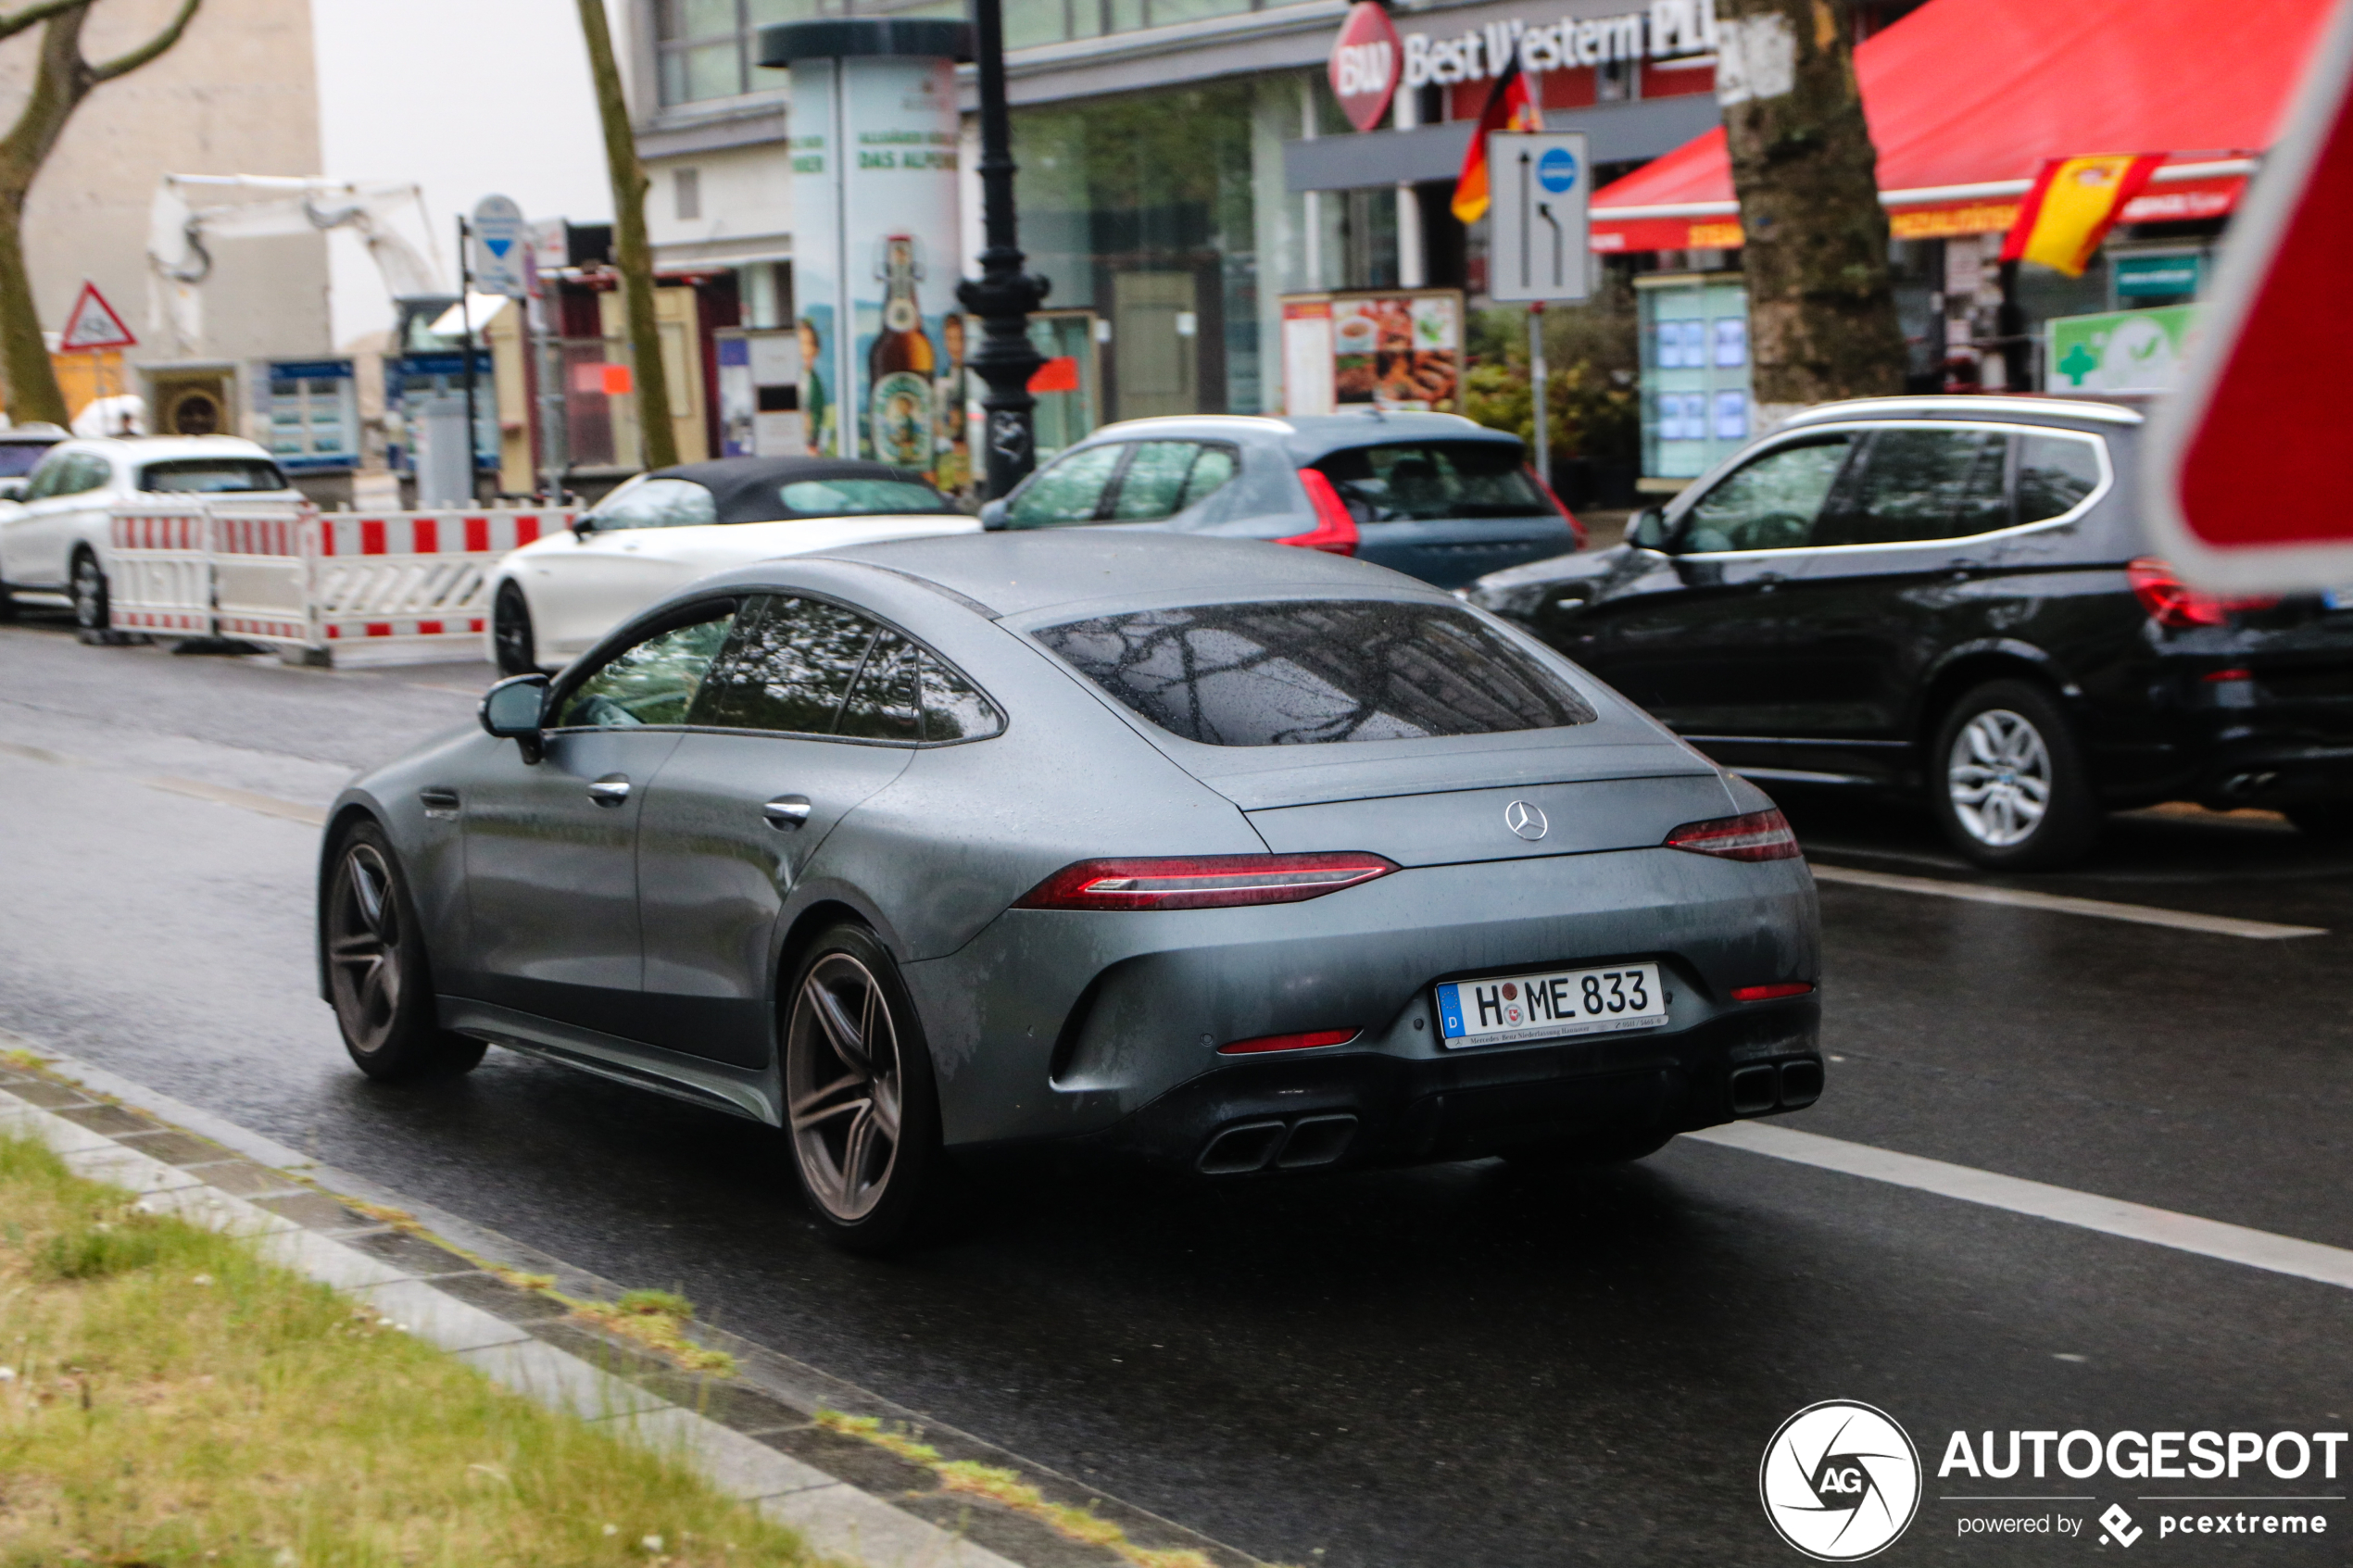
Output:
[[1730, 1057, 1824, 1117], [1198, 1113, 1359, 1174]]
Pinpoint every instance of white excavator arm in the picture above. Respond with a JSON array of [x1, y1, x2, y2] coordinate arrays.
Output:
[[146, 174, 445, 355]]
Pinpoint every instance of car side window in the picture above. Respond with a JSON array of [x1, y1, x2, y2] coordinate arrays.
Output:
[[1679, 435, 1854, 553], [2017, 432, 2105, 523], [586, 477, 717, 532], [1816, 428, 2010, 547], [1108, 441, 1236, 521], [555, 605, 736, 729], [836, 633, 923, 742], [920, 654, 1005, 742], [20, 453, 69, 500], [690, 595, 876, 734], [1005, 444, 1123, 528]]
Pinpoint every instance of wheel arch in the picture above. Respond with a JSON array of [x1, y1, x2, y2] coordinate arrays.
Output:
[[1913, 641, 2079, 755]]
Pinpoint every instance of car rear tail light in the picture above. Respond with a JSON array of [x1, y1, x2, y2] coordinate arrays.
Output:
[[2127, 557, 2280, 629], [2202, 667, 2253, 684], [1664, 809, 1803, 862], [1730, 982, 1815, 1002], [1217, 1028, 1361, 1055], [1526, 465, 1590, 551], [1014, 852, 1400, 911], [1281, 469, 1361, 556]]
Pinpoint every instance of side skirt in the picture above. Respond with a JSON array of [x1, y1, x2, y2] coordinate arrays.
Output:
[[438, 997, 782, 1126]]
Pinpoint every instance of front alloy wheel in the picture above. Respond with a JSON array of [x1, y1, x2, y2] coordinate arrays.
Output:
[[71, 553, 119, 643], [783, 927, 938, 1249], [323, 825, 484, 1080], [492, 583, 537, 675]]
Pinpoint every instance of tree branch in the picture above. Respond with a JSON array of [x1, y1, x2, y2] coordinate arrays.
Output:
[[90, 0, 199, 82], [0, 0, 82, 43]]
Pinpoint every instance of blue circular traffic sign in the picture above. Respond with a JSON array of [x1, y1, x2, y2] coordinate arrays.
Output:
[[1537, 147, 1579, 194]]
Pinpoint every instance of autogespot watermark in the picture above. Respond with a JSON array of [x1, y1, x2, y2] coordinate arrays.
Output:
[[1762, 1406, 2348, 1555]]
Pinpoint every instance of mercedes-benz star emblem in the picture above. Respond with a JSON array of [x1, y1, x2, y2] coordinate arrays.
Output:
[[1504, 800, 1548, 840]]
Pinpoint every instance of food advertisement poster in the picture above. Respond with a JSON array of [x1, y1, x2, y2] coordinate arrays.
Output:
[[1327, 290, 1462, 413], [788, 54, 963, 479]]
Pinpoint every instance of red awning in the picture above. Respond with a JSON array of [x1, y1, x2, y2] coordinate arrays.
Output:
[[1590, 0, 2334, 253]]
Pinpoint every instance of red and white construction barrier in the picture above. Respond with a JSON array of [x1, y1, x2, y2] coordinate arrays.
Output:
[[108, 502, 573, 665], [107, 508, 214, 634]]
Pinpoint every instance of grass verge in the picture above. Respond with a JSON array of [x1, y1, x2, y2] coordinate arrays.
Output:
[[0, 1132, 816, 1566]]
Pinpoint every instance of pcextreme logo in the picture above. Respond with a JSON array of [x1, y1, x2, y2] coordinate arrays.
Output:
[[1760, 1401, 1924, 1561]]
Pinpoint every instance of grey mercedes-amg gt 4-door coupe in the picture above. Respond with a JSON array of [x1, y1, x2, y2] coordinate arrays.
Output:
[[318, 532, 1822, 1248]]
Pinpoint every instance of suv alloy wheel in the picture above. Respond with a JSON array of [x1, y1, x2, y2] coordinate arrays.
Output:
[[1931, 679, 2102, 870]]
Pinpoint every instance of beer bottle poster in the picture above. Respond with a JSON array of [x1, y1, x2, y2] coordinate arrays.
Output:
[[787, 53, 961, 476]]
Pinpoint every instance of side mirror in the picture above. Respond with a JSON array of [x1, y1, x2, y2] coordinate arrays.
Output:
[[480, 673, 549, 759], [569, 513, 596, 538], [1629, 507, 1674, 551], [978, 498, 1009, 532], [0, 479, 26, 503]]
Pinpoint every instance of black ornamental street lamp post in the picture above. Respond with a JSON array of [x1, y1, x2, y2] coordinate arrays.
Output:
[[957, 0, 1049, 499]]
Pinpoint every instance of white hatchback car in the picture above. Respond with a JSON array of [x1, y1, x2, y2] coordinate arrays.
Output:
[[489, 457, 980, 672], [0, 435, 302, 638]]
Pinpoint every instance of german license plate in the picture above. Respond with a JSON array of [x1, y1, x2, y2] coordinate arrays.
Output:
[[1434, 962, 1667, 1048]]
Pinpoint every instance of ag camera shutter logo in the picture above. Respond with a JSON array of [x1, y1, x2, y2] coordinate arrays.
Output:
[[1760, 1400, 1922, 1561]]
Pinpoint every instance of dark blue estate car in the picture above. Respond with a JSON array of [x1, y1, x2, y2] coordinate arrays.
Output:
[[979, 412, 1584, 589]]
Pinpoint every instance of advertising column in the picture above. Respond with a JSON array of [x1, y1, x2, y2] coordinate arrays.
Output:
[[767, 19, 972, 478]]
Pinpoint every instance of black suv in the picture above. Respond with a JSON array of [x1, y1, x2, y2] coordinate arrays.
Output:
[[1463, 396, 2353, 869]]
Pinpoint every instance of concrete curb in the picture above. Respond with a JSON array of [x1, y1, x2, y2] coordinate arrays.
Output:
[[0, 1037, 1263, 1568]]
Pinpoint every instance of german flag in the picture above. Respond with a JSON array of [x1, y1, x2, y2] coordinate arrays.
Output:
[[2000, 154, 2163, 277], [1450, 55, 1543, 224]]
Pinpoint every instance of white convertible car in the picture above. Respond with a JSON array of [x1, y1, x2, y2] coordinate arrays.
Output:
[[489, 457, 980, 672]]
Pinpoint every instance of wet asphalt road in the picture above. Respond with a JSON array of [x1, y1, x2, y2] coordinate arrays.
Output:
[[2, 620, 2349, 1567]]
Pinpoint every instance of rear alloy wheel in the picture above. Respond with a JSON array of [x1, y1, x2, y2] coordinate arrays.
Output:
[[492, 583, 537, 675], [70, 552, 122, 645], [1931, 679, 2100, 870], [324, 823, 485, 1081], [782, 924, 940, 1252]]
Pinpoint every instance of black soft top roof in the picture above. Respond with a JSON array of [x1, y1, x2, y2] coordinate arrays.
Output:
[[649, 456, 956, 524]]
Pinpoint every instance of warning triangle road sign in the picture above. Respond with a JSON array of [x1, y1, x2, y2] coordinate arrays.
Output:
[[58, 282, 136, 351]]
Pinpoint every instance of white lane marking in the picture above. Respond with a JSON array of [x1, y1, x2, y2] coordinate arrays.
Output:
[[142, 774, 327, 826], [1808, 861, 2325, 940], [1690, 1122, 2353, 1292]]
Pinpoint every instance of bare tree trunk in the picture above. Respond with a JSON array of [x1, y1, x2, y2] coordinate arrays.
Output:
[[0, 0, 200, 426], [1715, 0, 1905, 418], [575, 0, 677, 471]]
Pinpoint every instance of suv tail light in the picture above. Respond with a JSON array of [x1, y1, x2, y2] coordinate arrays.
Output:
[[1282, 469, 1361, 556], [2127, 557, 2280, 629], [1664, 809, 1802, 862], [1526, 465, 1590, 551], [1014, 852, 1400, 911]]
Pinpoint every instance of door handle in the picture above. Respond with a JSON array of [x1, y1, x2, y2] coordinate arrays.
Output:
[[763, 794, 812, 830], [587, 774, 632, 808]]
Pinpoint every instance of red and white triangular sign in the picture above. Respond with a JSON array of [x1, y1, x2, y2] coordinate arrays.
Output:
[[58, 281, 136, 352]]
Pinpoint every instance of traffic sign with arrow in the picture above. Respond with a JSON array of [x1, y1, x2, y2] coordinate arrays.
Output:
[[2145, 0, 2353, 590], [1487, 132, 1590, 304], [470, 194, 527, 299], [58, 281, 136, 351]]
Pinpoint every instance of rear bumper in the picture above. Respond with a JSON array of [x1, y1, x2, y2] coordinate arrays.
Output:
[[900, 846, 1819, 1156], [1073, 999, 1821, 1173]]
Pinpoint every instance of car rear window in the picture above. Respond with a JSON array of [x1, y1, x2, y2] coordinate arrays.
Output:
[[1312, 441, 1549, 522], [139, 458, 286, 494], [779, 478, 950, 516], [1034, 598, 1595, 746]]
